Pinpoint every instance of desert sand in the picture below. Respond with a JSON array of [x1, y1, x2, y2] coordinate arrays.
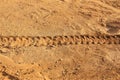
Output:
[[0, 0, 120, 80]]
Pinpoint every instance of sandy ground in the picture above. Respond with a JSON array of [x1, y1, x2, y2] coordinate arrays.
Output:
[[0, 0, 120, 80]]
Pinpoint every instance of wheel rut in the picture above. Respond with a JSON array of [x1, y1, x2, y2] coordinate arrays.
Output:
[[0, 35, 120, 48]]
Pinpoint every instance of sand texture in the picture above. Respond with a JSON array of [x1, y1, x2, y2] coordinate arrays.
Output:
[[0, 0, 120, 80]]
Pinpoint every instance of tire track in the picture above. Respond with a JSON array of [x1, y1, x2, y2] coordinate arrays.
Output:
[[0, 35, 120, 48]]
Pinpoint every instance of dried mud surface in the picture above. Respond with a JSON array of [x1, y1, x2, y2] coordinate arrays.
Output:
[[0, 0, 120, 80]]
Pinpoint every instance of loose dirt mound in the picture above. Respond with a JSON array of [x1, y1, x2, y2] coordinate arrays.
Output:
[[0, 0, 120, 80]]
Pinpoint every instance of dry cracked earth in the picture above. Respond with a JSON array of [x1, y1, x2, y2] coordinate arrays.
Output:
[[0, 0, 120, 80]]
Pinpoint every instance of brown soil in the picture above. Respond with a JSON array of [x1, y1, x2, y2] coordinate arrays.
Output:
[[0, 0, 120, 80]]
